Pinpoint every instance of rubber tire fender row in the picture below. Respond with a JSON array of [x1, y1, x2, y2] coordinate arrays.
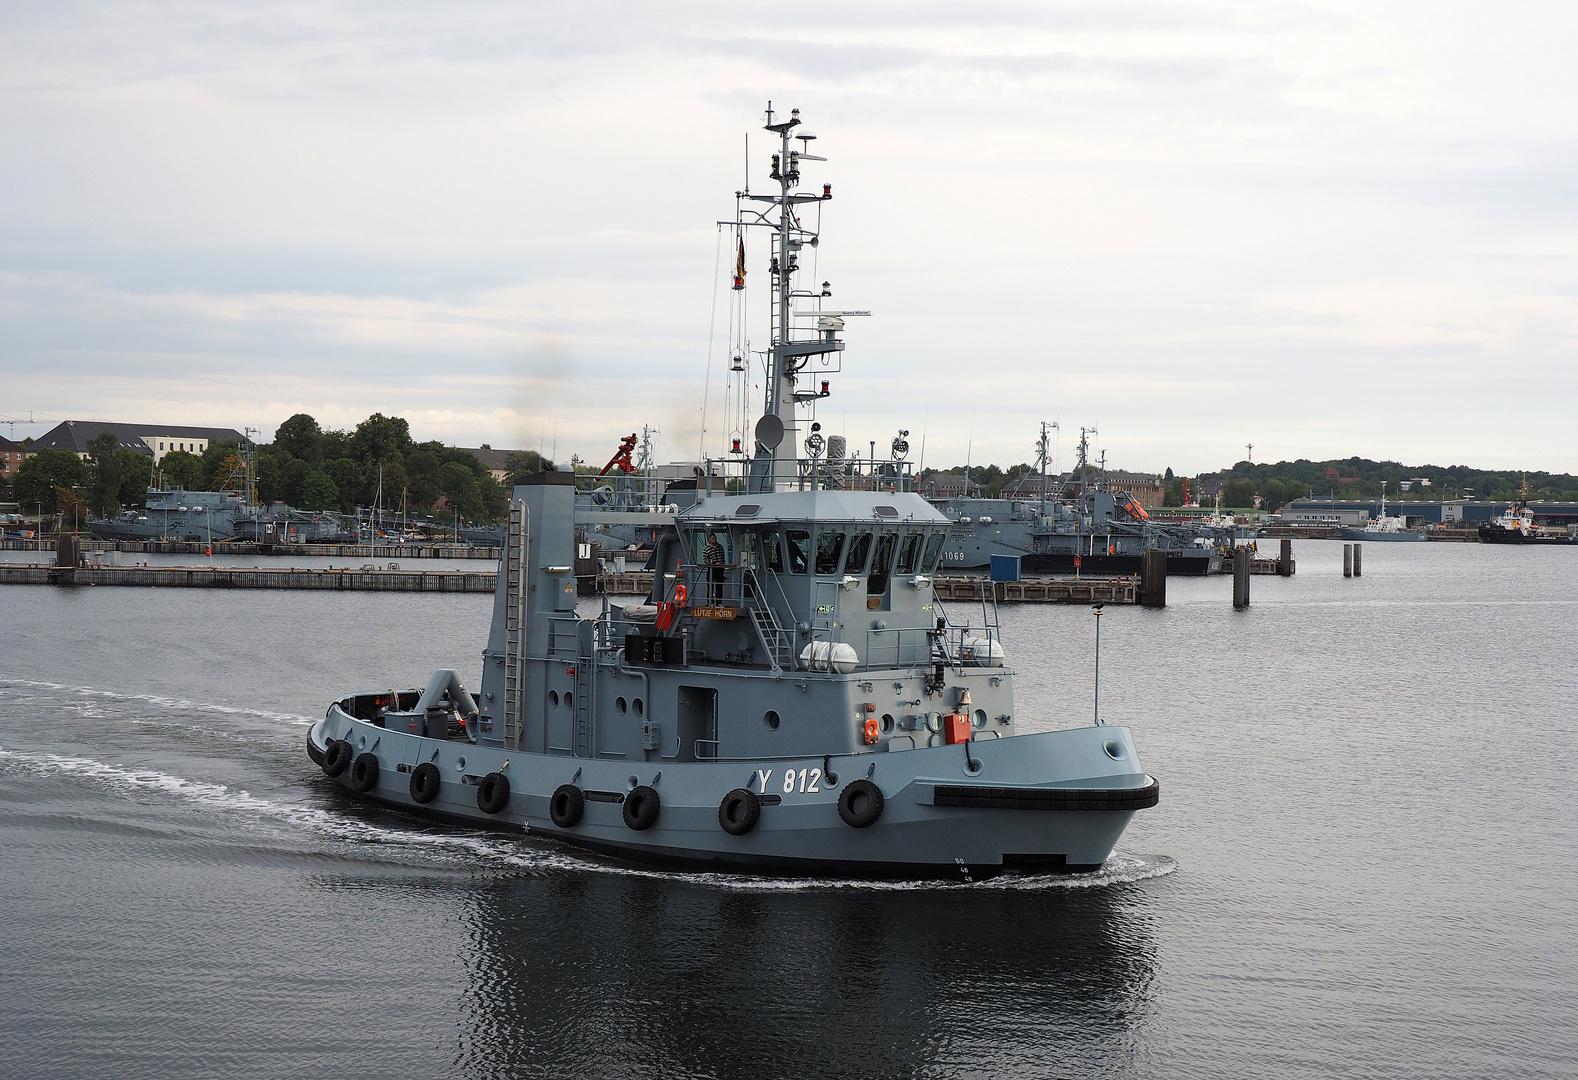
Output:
[[477, 771, 510, 815], [322, 739, 353, 779], [837, 778, 884, 829], [409, 761, 441, 804], [350, 752, 380, 794], [549, 784, 584, 828], [718, 788, 761, 836], [623, 785, 661, 831]]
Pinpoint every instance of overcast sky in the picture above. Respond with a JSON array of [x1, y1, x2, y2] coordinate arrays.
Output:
[[4, 1, 1577, 475]]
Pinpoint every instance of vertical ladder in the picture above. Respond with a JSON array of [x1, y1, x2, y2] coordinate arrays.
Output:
[[502, 500, 527, 751]]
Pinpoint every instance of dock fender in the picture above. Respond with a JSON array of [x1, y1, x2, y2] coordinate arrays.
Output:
[[837, 778, 884, 829], [477, 772, 511, 815], [623, 785, 661, 831], [322, 739, 353, 778], [409, 762, 441, 804], [550, 784, 585, 828], [350, 752, 380, 793], [718, 788, 761, 836]]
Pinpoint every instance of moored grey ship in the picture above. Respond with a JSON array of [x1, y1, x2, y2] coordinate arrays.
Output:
[[306, 105, 1158, 877]]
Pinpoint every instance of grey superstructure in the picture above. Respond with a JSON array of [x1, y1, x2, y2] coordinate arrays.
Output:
[[306, 106, 1158, 877]]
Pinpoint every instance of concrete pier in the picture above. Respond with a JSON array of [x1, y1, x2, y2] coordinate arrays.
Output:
[[1, 565, 496, 592], [1140, 550, 1167, 609], [1344, 543, 1353, 577], [1232, 548, 1250, 608], [0, 538, 497, 560], [1353, 543, 1363, 577]]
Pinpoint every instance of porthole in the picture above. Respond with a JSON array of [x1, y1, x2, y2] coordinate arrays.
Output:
[[633, 697, 645, 717], [548, 690, 560, 708], [764, 709, 780, 730], [973, 709, 988, 729], [926, 712, 942, 733], [616, 696, 628, 714], [564, 692, 573, 710], [881, 713, 895, 734]]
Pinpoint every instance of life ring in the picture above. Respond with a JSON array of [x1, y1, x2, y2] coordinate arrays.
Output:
[[718, 788, 761, 836], [322, 739, 353, 778], [477, 771, 510, 814], [350, 752, 380, 793], [673, 583, 688, 607], [837, 779, 884, 828], [409, 761, 441, 804], [623, 784, 661, 831], [550, 784, 585, 828], [862, 717, 879, 745]]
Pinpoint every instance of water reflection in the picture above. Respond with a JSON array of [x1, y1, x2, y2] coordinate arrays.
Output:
[[450, 866, 1161, 1079]]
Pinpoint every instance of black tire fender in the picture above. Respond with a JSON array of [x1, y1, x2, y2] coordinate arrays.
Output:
[[409, 761, 441, 804], [549, 784, 584, 828], [837, 778, 884, 829], [350, 752, 380, 793], [623, 785, 661, 831], [322, 739, 353, 778], [477, 771, 510, 815], [718, 788, 761, 836]]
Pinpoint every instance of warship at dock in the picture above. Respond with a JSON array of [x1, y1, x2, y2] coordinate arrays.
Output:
[[306, 105, 1159, 877], [931, 426, 1231, 576]]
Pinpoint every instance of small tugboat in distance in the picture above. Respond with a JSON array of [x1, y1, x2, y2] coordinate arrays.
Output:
[[1478, 482, 1578, 545], [305, 105, 1159, 878]]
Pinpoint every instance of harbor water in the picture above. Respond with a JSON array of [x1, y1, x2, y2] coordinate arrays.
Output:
[[2, 540, 1574, 1078]]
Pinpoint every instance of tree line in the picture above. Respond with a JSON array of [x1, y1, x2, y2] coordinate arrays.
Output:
[[3, 415, 555, 524]]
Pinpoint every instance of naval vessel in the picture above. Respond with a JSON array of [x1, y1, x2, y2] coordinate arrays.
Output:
[[307, 105, 1159, 877]]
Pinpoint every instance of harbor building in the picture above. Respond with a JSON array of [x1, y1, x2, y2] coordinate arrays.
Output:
[[1278, 498, 1578, 528], [0, 436, 30, 478], [31, 421, 246, 463]]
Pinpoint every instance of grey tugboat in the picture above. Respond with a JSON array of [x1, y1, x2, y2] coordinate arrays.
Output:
[[306, 105, 1159, 877]]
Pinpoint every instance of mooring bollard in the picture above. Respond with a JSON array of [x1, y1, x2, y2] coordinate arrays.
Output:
[[1343, 543, 1353, 578], [1140, 549, 1167, 608], [1233, 547, 1250, 608], [1353, 543, 1362, 577], [1279, 538, 1293, 576]]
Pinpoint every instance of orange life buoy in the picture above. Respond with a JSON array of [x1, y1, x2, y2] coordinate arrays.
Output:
[[674, 583, 688, 606], [862, 717, 880, 744]]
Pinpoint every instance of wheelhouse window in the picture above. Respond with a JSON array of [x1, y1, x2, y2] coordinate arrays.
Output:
[[844, 531, 872, 574], [922, 531, 945, 572], [868, 533, 896, 594], [814, 531, 846, 575], [785, 530, 810, 574], [895, 532, 922, 575], [762, 529, 784, 573]]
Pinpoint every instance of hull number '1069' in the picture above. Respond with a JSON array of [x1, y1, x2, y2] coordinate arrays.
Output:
[[758, 768, 822, 794]]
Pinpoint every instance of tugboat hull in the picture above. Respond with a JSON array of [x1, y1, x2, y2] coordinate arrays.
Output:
[[308, 712, 1156, 879]]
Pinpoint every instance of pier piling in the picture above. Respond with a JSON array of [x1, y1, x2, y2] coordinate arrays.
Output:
[[1140, 550, 1167, 609], [1232, 548, 1250, 609], [1343, 543, 1353, 578], [1279, 538, 1293, 576], [1352, 543, 1362, 577]]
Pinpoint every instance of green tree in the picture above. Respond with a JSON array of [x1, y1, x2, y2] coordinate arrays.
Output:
[[353, 413, 412, 464], [14, 450, 84, 513], [86, 431, 124, 517], [299, 468, 340, 510], [322, 458, 364, 510], [438, 460, 483, 520], [1222, 479, 1257, 508], [161, 450, 205, 490], [200, 441, 240, 490], [273, 413, 323, 462]]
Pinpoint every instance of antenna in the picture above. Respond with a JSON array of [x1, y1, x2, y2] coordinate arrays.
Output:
[[1092, 604, 1105, 726], [1246, 442, 1253, 463]]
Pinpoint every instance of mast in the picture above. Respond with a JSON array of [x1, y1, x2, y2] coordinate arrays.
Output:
[[736, 103, 844, 493]]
